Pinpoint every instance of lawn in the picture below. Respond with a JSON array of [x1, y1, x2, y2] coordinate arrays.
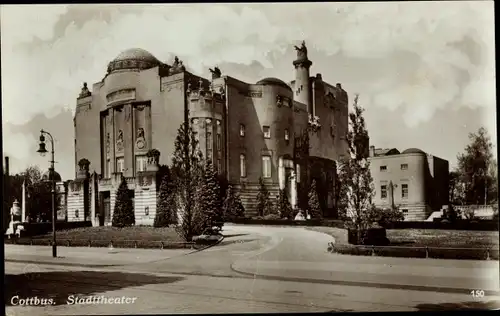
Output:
[[33, 226, 183, 243], [308, 226, 499, 249]]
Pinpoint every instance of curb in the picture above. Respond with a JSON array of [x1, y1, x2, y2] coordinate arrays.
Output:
[[327, 242, 500, 261]]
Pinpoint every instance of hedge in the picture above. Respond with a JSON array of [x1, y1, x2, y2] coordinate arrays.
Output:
[[383, 220, 498, 231], [229, 218, 345, 228], [15, 221, 93, 237], [328, 243, 499, 260], [5, 238, 207, 249]]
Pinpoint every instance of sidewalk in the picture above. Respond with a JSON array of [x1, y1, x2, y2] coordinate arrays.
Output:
[[231, 258, 500, 294], [4, 244, 192, 267]]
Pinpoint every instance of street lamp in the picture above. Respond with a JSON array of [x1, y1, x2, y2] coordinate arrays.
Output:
[[37, 129, 57, 258]]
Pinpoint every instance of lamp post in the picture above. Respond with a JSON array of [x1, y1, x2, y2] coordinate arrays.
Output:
[[37, 129, 57, 258]]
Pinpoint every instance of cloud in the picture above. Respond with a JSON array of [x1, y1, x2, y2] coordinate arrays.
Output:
[[1, 3, 495, 137]]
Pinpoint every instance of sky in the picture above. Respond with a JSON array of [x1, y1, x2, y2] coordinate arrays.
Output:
[[1, 2, 496, 180]]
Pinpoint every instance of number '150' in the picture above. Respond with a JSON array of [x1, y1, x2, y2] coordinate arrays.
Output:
[[471, 290, 485, 298]]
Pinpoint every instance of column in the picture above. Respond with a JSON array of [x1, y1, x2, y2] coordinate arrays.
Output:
[[278, 157, 285, 190], [290, 170, 297, 209], [90, 173, 97, 226]]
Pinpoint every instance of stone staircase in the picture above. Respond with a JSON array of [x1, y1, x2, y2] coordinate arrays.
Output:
[[234, 183, 280, 217]]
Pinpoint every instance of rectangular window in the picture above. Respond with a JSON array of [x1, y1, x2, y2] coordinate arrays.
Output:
[[402, 209, 408, 213], [380, 185, 387, 199], [216, 134, 221, 151], [402, 184, 409, 198], [135, 155, 148, 172], [263, 126, 271, 139], [262, 156, 271, 178], [401, 164, 408, 170], [240, 124, 245, 137], [284, 129, 290, 142], [240, 154, 246, 177], [106, 159, 111, 178], [380, 165, 387, 172], [116, 157, 125, 173], [296, 164, 301, 183], [207, 132, 212, 150]]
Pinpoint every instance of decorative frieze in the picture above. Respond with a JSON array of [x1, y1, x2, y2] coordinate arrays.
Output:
[[106, 89, 136, 105], [136, 127, 146, 150]]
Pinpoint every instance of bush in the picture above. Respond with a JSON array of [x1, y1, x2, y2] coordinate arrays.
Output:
[[154, 168, 176, 227], [256, 177, 274, 217], [196, 160, 224, 231], [308, 180, 322, 219], [276, 189, 293, 219], [222, 185, 245, 221], [112, 176, 135, 228], [263, 214, 281, 220]]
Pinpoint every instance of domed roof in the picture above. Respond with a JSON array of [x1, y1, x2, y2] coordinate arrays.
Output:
[[113, 48, 159, 63], [256, 77, 292, 90], [42, 169, 62, 182], [402, 148, 426, 154], [107, 48, 160, 74]]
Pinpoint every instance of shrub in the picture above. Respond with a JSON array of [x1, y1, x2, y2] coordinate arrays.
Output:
[[222, 185, 245, 221], [196, 160, 224, 231], [112, 176, 135, 228], [256, 177, 274, 217], [154, 168, 176, 227], [276, 189, 293, 219], [263, 213, 281, 220], [308, 180, 322, 219]]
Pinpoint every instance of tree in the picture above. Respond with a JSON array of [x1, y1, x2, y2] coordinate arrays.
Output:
[[276, 189, 293, 219], [154, 166, 176, 227], [256, 177, 274, 216], [222, 185, 245, 221], [337, 94, 374, 242], [196, 160, 224, 231], [171, 118, 205, 241], [308, 179, 322, 219], [456, 127, 495, 205], [112, 176, 135, 227]]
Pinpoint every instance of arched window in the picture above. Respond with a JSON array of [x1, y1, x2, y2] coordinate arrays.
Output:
[[240, 154, 246, 177]]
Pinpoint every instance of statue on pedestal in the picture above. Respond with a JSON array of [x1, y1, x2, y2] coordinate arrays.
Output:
[[5, 199, 23, 238]]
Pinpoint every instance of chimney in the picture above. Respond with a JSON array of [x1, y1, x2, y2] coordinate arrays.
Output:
[[369, 146, 375, 157]]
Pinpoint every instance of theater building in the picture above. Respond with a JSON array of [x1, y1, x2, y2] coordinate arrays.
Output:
[[68, 41, 349, 226], [368, 146, 449, 221]]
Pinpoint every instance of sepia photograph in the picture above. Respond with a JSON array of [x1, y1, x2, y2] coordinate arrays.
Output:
[[2, 2, 499, 314]]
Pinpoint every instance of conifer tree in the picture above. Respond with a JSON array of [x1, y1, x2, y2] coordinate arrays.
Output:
[[154, 166, 175, 227], [196, 160, 224, 231], [308, 179, 322, 219], [256, 177, 272, 217], [276, 189, 293, 219], [171, 117, 204, 241], [112, 176, 135, 227], [222, 185, 245, 221]]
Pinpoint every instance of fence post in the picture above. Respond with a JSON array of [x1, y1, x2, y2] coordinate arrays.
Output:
[[109, 240, 113, 249], [371, 247, 376, 256], [88, 239, 91, 247], [486, 248, 491, 261], [67, 240, 70, 247], [425, 247, 429, 258], [134, 241, 138, 248], [160, 242, 164, 250], [30, 239, 33, 246]]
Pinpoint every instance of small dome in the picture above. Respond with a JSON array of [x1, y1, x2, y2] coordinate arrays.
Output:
[[402, 148, 426, 154], [42, 169, 62, 182], [107, 48, 160, 73], [256, 77, 292, 90]]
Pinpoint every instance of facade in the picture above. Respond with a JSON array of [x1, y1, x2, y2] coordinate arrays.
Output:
[[68, 42, 349, 226], [368, 146, 449, 221]]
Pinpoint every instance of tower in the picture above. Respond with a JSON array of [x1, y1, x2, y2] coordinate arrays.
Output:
[[293, 41, 313, 113]]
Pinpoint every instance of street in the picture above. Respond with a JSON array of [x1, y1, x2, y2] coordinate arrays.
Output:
[[5, 224, 500, 315]]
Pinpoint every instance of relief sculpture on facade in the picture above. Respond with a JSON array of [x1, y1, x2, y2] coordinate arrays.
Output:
[[116, 130, 124, 152], [136, 127, 146, 150]]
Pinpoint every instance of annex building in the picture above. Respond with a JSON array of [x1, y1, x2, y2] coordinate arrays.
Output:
[[67, 42, 349, 226], [368, 146, 449, 221]]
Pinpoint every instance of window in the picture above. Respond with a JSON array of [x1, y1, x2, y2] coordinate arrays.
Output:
[[75, 209, 79, 218], [145, 206, 149, 216], [262, 156, 272, 178], [240, 124, 245, 137], [136, 155, 147, 172], [116, 157, 125, 173], [240, 154, 246, 177], [263, 126, 271, 139], [284, 129, 290, 142], [106, 158, 111, 178], [207, 132, 212, 150], [296, 164, 301, 183], [216, 134, 221, 151], [381, 185, 387, 199], [380, 165, 387, 172], [401, 163, 408, 170], [402, 209, 408, 213], [402, 184, 409, 198]]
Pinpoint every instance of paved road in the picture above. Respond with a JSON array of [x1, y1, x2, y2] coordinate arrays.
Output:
[[5, 225, 500, 315]]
